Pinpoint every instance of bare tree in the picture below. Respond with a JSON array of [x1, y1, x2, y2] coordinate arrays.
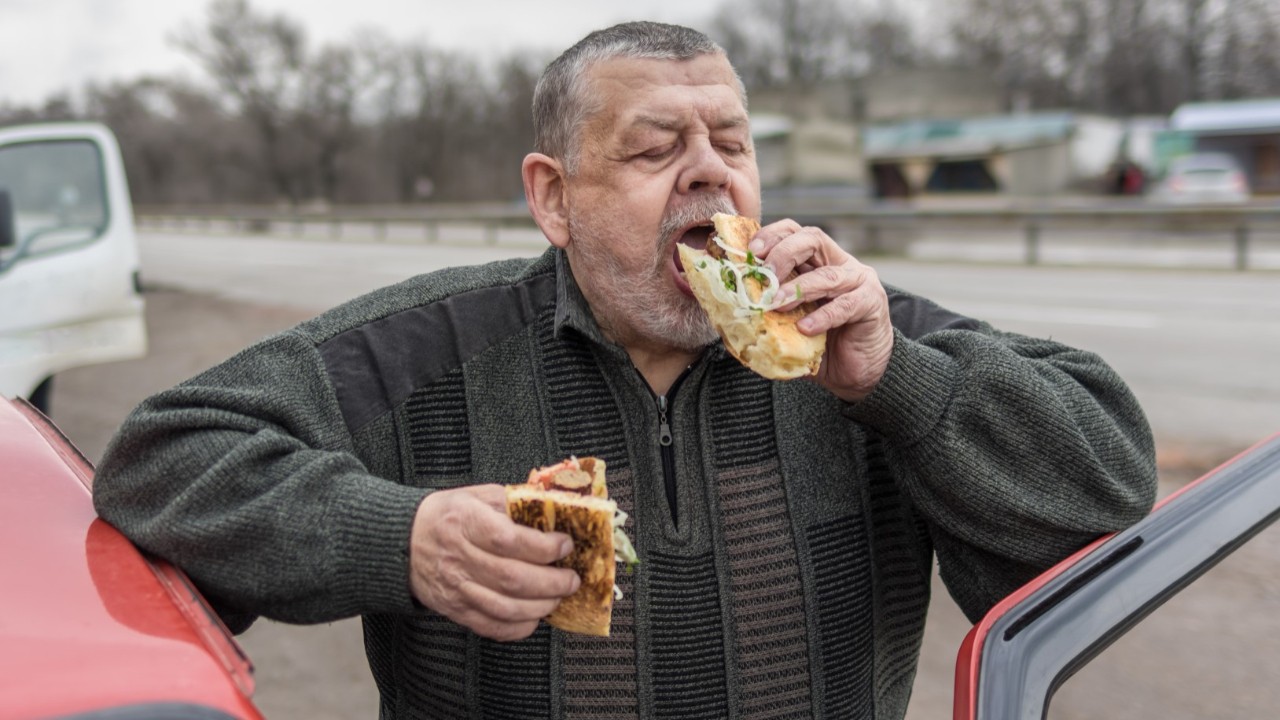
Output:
[[710, 0, 917, 91], [950, 0, 1280, 115], [298, 44, 361, 203], [175, 0, 309, 203]]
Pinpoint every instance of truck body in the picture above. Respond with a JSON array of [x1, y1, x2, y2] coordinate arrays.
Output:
[[0, 121, 147, 411]]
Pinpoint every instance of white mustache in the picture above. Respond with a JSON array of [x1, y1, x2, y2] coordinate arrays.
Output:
[[659, 195, 738, 241]]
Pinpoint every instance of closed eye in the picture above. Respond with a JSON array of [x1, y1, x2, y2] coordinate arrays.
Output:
[[638, 144, 677, 162]]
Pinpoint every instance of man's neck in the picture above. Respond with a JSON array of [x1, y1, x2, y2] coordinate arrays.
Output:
[[624, 342, 700, 397]]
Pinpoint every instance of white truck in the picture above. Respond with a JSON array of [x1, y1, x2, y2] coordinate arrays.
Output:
[[0, 122, 147, 414]]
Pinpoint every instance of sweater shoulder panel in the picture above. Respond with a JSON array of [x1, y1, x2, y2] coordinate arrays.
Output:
[[885, 283, 981, 339], [307, 255, 556, 433]]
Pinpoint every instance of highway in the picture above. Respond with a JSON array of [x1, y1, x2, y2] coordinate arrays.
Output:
[[138, 229, 1280, 452]]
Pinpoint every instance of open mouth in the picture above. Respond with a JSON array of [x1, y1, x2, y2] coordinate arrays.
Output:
[[672, 223, 715, 274], [670, 222, 716, 296]]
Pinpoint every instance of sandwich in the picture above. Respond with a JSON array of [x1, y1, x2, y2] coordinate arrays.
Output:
[[506, 456, 637, 637], [677, 213, 826, 379]]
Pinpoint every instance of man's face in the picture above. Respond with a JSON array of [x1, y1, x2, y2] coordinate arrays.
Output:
[[562, 53, 761, 352]]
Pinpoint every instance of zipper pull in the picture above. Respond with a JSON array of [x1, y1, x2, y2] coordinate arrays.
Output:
[[657, 395, 673, 447]]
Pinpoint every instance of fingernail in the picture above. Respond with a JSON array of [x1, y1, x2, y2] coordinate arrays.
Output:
[[798, 318, 814, 332], [570, 574, 582, 592], [748, 239, 764, 253], [559, 538, 574, 558]]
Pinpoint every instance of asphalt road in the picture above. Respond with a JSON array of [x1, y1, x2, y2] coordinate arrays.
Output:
[[50, 229, 1279, 719], [137, 229, 1280, 453]]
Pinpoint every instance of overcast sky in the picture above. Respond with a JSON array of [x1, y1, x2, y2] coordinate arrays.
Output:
[[0, 0, 715, 106]]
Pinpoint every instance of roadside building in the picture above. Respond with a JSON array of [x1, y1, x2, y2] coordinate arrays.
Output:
[[862, 113, 1125, 198], [748, 68, 1004, 198], [1164, 99, 1280, 195]]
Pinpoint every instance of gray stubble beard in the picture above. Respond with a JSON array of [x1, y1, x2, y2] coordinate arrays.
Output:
[[567, 193, 737, 352]]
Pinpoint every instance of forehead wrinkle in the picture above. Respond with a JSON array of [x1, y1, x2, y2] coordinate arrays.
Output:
[[628, 112, 748, 132]]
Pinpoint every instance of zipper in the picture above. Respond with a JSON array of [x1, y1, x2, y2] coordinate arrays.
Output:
[[657, 396, 674, 448], [655, 392, 680, 526], [648, 366, 694, 527]]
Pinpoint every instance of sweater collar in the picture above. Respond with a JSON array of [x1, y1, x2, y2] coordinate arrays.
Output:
[[552, 248, 611, 347]]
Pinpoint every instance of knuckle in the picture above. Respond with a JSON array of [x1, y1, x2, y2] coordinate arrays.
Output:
[[815, 265, 844, 285], [480, 595, 520, 621], [494, 563, 524, 594], [488, 526, 519, 555]]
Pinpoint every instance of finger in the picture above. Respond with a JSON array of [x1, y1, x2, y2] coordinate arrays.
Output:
[[467, 508, 575, 566], [747, 218, 803, 256], [468, 552, 582, 600], [457, 577, 567, 624], [762, 226, 837, 281], [798, 282, 884, 336], [451, 598, 545, 642], [773, 262, 867, 313]]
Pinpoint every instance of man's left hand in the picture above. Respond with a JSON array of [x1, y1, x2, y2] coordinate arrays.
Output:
[[749, 220, 894, 403]]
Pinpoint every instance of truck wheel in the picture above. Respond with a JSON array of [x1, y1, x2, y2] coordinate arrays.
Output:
[[29, 376, 53, 415]]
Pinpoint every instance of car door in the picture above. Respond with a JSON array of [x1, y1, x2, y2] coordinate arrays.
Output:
[[954, 433, 1280, 720]]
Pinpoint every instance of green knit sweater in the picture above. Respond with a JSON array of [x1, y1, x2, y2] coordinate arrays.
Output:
[[93, 248, 1157, 719]]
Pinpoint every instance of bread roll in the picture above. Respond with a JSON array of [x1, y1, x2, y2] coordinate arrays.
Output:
[[678, 213, 825, 379]]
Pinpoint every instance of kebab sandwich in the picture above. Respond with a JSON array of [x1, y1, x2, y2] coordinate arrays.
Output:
[[506, 456, 637, 637], [677, 213, 826, 380]]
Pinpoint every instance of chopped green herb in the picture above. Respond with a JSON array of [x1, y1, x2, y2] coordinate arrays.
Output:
[[745, 250, 757, 266], [720, 266, 737, 292], [698, 260, 707, 269]]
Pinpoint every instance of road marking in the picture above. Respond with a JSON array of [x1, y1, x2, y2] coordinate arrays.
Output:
[[942, 301, 1163, 329]]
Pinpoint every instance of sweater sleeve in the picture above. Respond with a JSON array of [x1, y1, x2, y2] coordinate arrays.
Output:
[[845, 302, 1158, 622], [92, 329, 430, 630]]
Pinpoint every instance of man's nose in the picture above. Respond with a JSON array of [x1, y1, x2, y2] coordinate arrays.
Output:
[[678, 139, 732, 194]]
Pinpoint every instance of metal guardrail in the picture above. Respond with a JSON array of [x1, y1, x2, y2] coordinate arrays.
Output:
[[134, 200, 1280, 270]]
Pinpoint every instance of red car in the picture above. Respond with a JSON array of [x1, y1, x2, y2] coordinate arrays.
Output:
[[0, 397, 262, 719], [2, 394, 1276, 719]]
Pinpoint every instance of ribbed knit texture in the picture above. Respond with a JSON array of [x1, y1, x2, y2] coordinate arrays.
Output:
[[563, 469, 638, 719], [807, 515, 875, 718], [396, 612, 469, 718], [92, 248, 1158, 720], [405, 366, 471, 481], [709, 360, 813, 719], [478, 627, 553, 719]]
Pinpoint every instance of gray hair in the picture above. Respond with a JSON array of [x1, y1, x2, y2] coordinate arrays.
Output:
[[532, 21, 744, 175]]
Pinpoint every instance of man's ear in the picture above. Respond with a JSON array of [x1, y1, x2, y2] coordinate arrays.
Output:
[[522, 153, 570, 249]]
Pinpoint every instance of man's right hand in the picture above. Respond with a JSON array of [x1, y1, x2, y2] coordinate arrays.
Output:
[[408, 484, 581, 641]]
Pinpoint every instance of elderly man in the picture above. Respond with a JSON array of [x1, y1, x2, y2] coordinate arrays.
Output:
[[94, 21, 1157, 720]]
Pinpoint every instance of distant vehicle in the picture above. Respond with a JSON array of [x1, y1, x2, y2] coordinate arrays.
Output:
[[3, 391, 1277, 720], [0, 397, 263, 719], [1150, 152, 1250, 204], [0, 122, 148, 415]]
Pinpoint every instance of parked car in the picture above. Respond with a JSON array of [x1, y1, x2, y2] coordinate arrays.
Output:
[[1150, 152, 1251, 204], [2, 393, 1276, 720], [0, 397, 262, 719], [955, 432, 1279, 719]]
